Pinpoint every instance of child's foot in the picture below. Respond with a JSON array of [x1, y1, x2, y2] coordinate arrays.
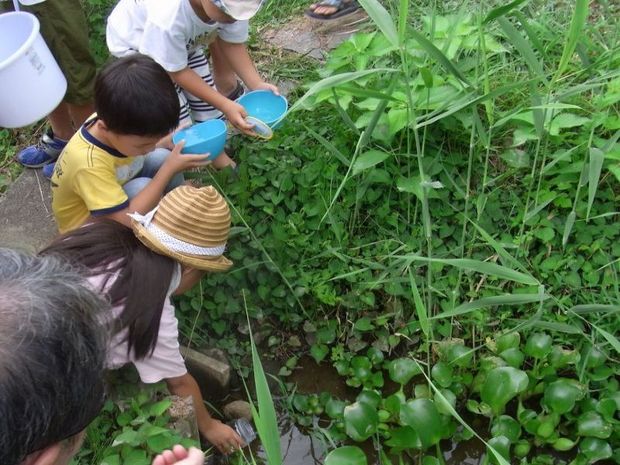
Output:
[[16, 130, 67, 168], [42, 162, 56, 180], [305, 0, 360, 20]]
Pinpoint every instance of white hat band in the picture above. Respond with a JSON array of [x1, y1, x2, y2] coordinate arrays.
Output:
[[129, 209, 226, 257]]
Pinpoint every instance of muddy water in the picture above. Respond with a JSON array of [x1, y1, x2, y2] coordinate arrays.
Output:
[[252, 356, 487, 465]]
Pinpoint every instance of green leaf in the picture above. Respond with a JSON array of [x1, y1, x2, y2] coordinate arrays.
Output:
[[524, 332, 552, 359], [587, 148, 605, 219], [499, 348, 525, 368], [310, 343, 329, 363], [491, 415, 521, 443], [497, 17, 545, 81], [496, 332, 520, 353], [101, 455, 121, 465], [405, 256, 539, 286], [549, 113, 591, 136], [344, 401, 379, 442], [553, 438, 576, 452], [112, 430, 140, 447], [352, 150, 390, 175], [483, 0, 529, 25], [431, 362, 453, 388], [543, 379, 582, 414], [577, 412, 612, 439], [388, 358, 421, 385], [148, 400, 171, 417], [481, 367, 529, 415], [408, 268, 430, 337], [146, 434, 176, 454], [400, 399, 442, 449], [324, 446, 368, 465], [326, 398, 346, 419], [579, 438, 612, 463], [553, 0, 589, 81], [357, 0, 398, 48], [433, 293, 549, 320], [487, 436, 511, 465], [385, 426, 421, 449], [562, 211, 577, 247]]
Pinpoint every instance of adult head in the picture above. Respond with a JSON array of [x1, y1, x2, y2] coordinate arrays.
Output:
[[0, 249, 108, 465]]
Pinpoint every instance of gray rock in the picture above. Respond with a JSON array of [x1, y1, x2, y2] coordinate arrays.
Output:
[[181, 346, 231, 399], [0, 169, 57, 252], [222, 400, 253, 421]]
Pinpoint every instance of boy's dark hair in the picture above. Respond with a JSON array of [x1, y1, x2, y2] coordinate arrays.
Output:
[[95, 54, 180, 137]]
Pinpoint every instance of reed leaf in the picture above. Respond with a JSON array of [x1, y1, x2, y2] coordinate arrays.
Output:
[[553, 0, 589, 81], [483, 0, 528, 25], [357, 0, 399, 48], [587, 147, 604, 220], [408, 268, 430, 337], [433, 293, 550, 320], [497, 17, 545, 82]]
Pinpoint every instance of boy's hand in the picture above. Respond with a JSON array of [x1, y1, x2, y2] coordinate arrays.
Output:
[[252, 81, 280, 96], [163, 140, 212, 174], [222, 100, 255, 135], [152, 446, 204, 465], [156, 122, 191, 150], [203, 419, 244, 455]]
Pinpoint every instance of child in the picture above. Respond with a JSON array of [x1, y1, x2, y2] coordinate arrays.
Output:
[[51, 54, 211, 234], [106, 0, 279, 132], [41, 185, 244, 455]]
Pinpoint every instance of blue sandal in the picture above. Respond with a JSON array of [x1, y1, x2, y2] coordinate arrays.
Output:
[[305, 0, 360, 20]]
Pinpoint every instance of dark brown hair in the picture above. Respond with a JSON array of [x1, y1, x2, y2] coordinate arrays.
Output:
[[40, 220, 176, 359]]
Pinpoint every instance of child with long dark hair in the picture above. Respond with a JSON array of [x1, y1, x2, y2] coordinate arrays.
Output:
[[41, 185, 243, 455]]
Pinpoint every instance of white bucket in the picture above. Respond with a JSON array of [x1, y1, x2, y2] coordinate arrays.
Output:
[[0, 11, 67, 128]]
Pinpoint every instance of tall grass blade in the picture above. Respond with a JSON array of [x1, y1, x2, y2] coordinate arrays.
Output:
[[406, 29, 472, 88], [570, 304, 620, 314], [290, 69, 396, 112], [408, 268, 430, 336], [244, 293, 282, 465], [512, 11, 546, 57], [524, 195, 556, 222], [467, 219, 530, 274], [533, 320, 582, 334], [397, 0, 408, 45], [305, 126, 351, 167], [589, 323, 620, 355], [483, 0, 528, 25], [357, 0, 399, 47], [497, 17, 545, 81], [404, 256, 539, 285], [553, 0, 589, 81], [562, 211, 576, 248], [587, 147, 604, 220], [433, 293, 550, 320]]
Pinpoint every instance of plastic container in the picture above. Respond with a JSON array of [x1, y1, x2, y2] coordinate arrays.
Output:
[[246, 116, 273, 140], [232, 418, 257, 445], [172, 119, 227, 160], [0, 12, 67, 128], [237, 90, 288, 128]]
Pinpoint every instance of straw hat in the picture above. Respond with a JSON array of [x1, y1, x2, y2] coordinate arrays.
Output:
[[130, 185, 232, 272]]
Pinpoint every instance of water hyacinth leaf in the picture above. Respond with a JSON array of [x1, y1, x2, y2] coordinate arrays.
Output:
[[483, 0, 528, 24], [326, 398, 346, 419], [388, 358, 421, 385], [384, 391, 406, 415], [491, 415, 522, 443], [579, 438, 613, 463], [357, 0, 398, 48], [324, 446, 368, 465], [577, 412, 612, 439], [435, 389, 457, 416], [422, 456, 441, 465], [553, 438, 576, 452], [524, 332, 552, 359], [487, 436, 511, 465], [496, 332, 520, 353], [481, 367, 529, 415], [344, 402, 379, 442], [499, 348, 525, 368], [385, 426, 421, 449], [445, 344, 473, 368], [405, 257, 539, 285], [596, 398, 617, 421], [543, 379, 582, 414], [367, 346, 384, 365], [587, 148, 605, 219], [352, 149, 391, 175], [431, 362, 453, 388], [356, 389, 382, 409], [400, 399, 442, 449]]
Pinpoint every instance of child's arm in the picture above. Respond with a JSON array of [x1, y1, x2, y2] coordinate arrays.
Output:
[[102, 142, 210, 227], [170, 67, 254, 134], [216, 40, 279, 95], [166, 373, 244, 454]]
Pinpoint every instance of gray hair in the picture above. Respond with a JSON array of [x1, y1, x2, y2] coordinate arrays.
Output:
[[0, 248, 108, 465]]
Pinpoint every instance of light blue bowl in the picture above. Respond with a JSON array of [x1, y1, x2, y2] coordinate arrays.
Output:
[[237, 90, 288, 128], [172, 119, 227, 159]]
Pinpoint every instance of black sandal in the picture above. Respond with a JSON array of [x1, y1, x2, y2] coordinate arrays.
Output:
[[305, 0, 360, 20]]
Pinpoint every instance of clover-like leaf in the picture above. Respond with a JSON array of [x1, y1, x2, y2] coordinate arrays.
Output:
[[481, 367, 528, 415]]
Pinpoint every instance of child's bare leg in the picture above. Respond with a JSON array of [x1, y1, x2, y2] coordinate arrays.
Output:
[[208, 38, 238, 97]]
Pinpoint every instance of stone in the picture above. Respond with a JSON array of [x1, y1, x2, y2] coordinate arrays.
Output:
[[0, 169, 56, 252], [262, 12, 368, 61], [222, 400, 253, 421], [168, 395, 200, 441], [202, 348, 229, 365], [181, 346, 231, 400]]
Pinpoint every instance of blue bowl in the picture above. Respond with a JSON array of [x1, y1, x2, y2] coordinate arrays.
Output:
[[172, 119, 227, 159], [237, 90, 288, 128]]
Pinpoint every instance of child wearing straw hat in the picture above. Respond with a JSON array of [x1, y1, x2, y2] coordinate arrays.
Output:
[[41, 185, 244, 456]]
